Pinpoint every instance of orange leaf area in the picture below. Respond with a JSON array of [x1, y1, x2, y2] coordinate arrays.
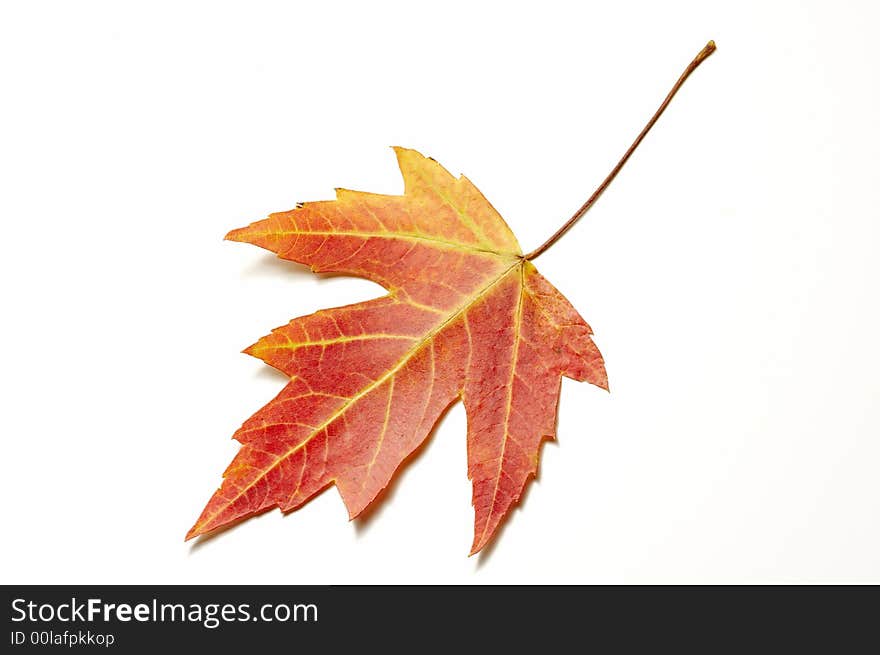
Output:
[[188, 148, 607, 554]]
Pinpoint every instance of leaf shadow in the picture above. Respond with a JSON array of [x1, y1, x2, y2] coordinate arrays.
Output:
[[254, 365, 289, 383], [241, 253, 355, 283], [352, 399, 460, 538]]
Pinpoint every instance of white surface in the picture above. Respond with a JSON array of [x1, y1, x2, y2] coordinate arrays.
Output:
[[1, 1, 878, 584]]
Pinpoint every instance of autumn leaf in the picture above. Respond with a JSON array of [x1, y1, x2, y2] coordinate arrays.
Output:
[[186, 147, 606, 554], [187, 42, 715, 554]]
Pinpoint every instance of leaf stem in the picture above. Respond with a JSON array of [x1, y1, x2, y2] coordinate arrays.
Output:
[[524, 40, 716, 261]]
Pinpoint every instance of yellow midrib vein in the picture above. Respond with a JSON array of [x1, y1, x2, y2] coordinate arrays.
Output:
[[240, 228, 516, 258], [260, 333, 417, 354]]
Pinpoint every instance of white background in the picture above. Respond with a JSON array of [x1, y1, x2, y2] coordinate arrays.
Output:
[[2, 1, 878, 584]]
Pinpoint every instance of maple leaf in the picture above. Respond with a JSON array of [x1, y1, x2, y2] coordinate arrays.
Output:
[[187, 147, 606, 554], [187, 42, 715, 553]]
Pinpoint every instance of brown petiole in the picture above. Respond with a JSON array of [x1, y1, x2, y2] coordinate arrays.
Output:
[[524, 40, 717, 261]]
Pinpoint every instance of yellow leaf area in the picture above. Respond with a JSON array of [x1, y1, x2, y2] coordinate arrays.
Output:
[[188, 148, 607, 554]]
